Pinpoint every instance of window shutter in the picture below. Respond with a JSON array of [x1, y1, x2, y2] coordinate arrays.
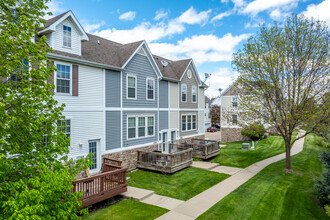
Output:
[[72, 64, 78, 96], [47, 60, 54, 93]]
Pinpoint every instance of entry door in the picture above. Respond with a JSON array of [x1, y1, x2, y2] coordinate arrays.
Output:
[[89, 141, 99, 171], [162, 132, 168, 154]]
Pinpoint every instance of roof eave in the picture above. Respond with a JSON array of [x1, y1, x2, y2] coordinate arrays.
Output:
[[47, 53, 123, 71]]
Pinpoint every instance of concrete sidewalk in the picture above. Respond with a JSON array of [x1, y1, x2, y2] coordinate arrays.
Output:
[[156, 130, 306, 220]]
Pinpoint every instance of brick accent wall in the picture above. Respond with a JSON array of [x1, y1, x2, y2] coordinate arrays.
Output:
[[221, 127, 251, 143], [102, 144, 158, 171]]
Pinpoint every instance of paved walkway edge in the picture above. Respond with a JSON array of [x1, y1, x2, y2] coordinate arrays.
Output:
[[156, 130, 306, 220]]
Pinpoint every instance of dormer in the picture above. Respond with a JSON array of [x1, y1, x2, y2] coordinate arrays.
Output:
[[39, 11, 88, 56]]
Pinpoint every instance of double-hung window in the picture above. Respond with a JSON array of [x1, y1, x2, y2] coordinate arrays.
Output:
[[146, 78, 154, 100], [138, 117, 145, 137], [147, 117, 154, 136], [182, 114, 197, 132], [56, 64, 70, 94], [192, 115, 196, 129], [232, 97, 238, 107], [63, 25, 71, 47], [127, 75, 136, 99], [57, 119, 71, 143], [192, 86, 197, 103], [10, 60, 29, 89], [128, 117, 136, 139], [128, 116, 154, 139], [181, 84, 187, 102], [232, 115, 238, 125]]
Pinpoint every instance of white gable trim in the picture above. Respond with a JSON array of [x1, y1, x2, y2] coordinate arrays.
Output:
[[220, 80, 237, 97], [122, 41, 163, 79], [179, 60, 202, 86], [39, 11, 88, 41]]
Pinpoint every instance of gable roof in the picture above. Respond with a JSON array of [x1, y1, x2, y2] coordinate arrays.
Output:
[[205, 96, 212, 103], [44, 11, 69, 28], [49, 33, 143, 68], [153, 55, 191, 81], [40, 10, 88, 41]]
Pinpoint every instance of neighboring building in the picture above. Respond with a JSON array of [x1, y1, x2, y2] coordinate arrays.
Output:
[[37, 11, 205, 172], [218, 82, 250, 143], [204, 96, 212, 130]]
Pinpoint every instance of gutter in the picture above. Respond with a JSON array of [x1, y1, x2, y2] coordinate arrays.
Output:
[[47, 53, 123, 71]]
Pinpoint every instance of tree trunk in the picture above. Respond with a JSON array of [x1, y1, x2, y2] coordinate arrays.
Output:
[[285, 139, 292, 171]]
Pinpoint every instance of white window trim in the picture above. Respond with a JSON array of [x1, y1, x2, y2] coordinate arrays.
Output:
[[127, 115, 155, 140], [54, 61, 72, 96], [232, 97, 238, 107], [232, 114, 238, 125], [192, 86, 197, 103], [181, 84, 187, 102], [126, 74, 137, 100], [57, 117, 71, 146], [146, 77, 155, 101], [181, 113, 197, 132], [62, 24, 72, 49]]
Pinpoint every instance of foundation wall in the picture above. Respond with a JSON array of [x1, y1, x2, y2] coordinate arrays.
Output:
[[221, 127, 251, 143]]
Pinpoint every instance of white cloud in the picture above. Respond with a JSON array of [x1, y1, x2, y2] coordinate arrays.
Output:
[[232, 0, 246, 8], [204, 68, 239, 99], [94, 21, 185, 44], [303, 0, 330, 26], [119, 11, 136, 21], [211, 11, 232, 22], [269, 9, 282, 20], [83, 21, 105, 32], [149, 33, 251, 65], [242, 0, 299, 16], [93, 7, 212, 44], [177, 6, 211, 25], [44, 0, 66, 19], [154, 9, 168, 21]]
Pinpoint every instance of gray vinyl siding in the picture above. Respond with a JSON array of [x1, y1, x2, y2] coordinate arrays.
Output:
[[105, 70, 121, 107], [106, 111, 121, 150], [159, 111, 168, 131], [159, 80, 168, 108], [122, 111, 158, 147], [179, 66, 199, 109], [122, 54, 158, 108]]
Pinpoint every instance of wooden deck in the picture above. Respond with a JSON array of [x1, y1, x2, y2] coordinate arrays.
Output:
[[72, 158, 127, 208], [181, 138, 220, 159], [137, 147, 193, 174]]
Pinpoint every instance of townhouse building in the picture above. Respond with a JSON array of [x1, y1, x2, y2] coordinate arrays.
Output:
[[38, 11, 206, 172]]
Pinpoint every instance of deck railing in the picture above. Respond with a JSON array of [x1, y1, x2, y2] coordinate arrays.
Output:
[[137, 147, 192, 173], [72, 158, 127, 207], [181, 139, 220, 159]]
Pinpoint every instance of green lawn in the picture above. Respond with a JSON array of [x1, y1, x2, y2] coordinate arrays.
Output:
[[127, 167, 230, 201], [212, 134, 297, 168], [198, 134, 328, 220], [83, 199, 168, 220]]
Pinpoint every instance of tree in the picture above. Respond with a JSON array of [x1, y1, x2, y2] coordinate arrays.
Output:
[[210, 104, 221, 125], [0, 0, 91, 218], [232, 14, 330, 171]]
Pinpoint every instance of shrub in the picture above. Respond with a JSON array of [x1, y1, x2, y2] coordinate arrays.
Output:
[[241, 122, 266, 141], [315, 150, 330, 208]]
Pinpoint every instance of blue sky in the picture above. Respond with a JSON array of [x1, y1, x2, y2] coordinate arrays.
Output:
[[45, 0, 329, 98]]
